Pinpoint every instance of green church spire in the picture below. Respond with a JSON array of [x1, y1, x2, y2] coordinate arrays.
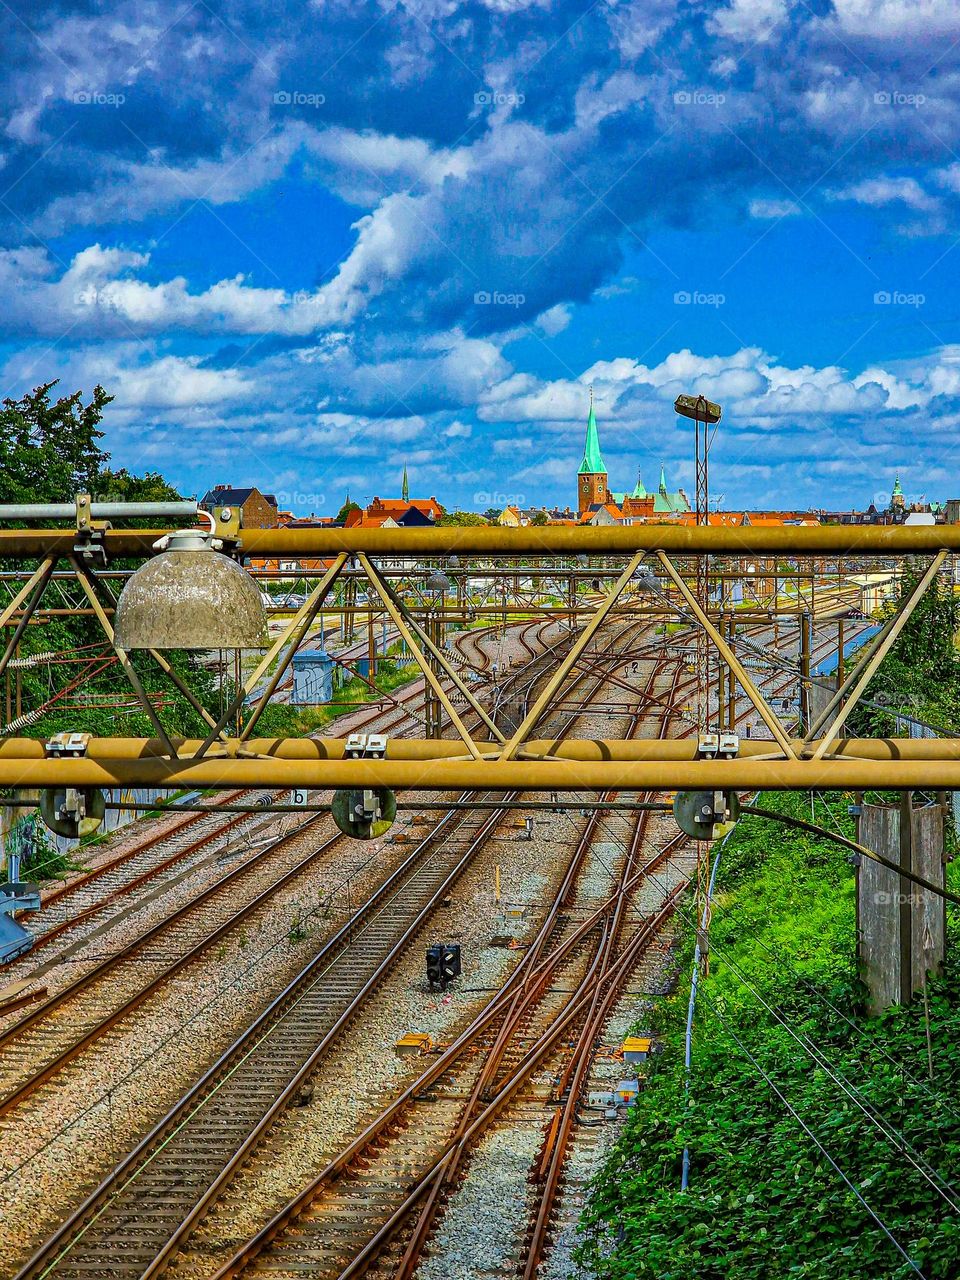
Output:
[[632, 468, 646, 499], [659, 464, 667, 495], [578, 386, 607, 475], [402, 464, 409, 503]]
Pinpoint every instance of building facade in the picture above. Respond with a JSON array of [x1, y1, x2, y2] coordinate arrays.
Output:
[[576, 395, 690, 521]]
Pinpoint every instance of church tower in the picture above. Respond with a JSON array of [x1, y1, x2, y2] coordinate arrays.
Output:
[[578, 388, 608, 517]]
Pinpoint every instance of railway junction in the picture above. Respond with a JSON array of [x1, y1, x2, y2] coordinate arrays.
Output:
[[0, 503, 957, 1279]]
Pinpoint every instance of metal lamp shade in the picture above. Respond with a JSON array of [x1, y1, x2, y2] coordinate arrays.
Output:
[[114, 546, 268, 650]]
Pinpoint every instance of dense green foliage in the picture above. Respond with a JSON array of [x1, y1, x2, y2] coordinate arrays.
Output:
[[579, 791, 960, 1278], [436, 510, 489, 525], [850, 565, 960, 736], [335, 498, 361, 522]]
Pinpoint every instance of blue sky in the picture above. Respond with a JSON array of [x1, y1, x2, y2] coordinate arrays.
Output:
[[2, 0, 960, 514]]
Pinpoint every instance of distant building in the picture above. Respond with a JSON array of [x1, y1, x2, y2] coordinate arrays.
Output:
[[366, 495, 444, 523], [498, 506, 552, 526], [576, 392, 690, 519], [200, 484, 278, 529]]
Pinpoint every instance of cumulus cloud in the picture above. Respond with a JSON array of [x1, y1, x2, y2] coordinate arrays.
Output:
[[829, 176, 940, 213], [0, 0, 957, 511]]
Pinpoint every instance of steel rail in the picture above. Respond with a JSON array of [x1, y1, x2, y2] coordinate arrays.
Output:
[[209, 657, 688, 1280], [1, 621, 570, 1104], [389, 627, 835, 1279], [9, 611, 641, 1278], [0, 817, 332, 1116], [392, 659, 686, 1278], [20, 794, 260, 951]]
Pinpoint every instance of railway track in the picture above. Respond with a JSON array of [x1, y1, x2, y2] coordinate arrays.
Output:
[[203, 624, 846, 1280], [0, 620, 576, 1112], [4, 614, 849, 1278], [4, 617, 640, 1278], [207, 658, 690, 1279], [6, 618, 557, 970]]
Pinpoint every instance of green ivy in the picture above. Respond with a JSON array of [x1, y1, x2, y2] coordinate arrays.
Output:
[[577, 790, 960, 1279]]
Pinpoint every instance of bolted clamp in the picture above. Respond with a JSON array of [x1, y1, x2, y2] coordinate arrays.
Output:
[[74, 493, 110, 565]]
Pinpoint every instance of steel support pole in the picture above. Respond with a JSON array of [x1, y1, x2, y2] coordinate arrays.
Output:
[[0, 559, 55, 634], [195, 553, 349, 756], [71, 559, 176, 756], [3, 524, 960, 560], [360, 556, 504, 743], [799, 610, 811, 733], [0, 560, 54, 681]]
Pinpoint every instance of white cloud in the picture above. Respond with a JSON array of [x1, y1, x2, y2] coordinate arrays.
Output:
[[0, 242, 344, 338], [828, 0, 960, 38], [749, 197, 801, 219], [829, 176, 940, 213], [534, 303, 572, 336], [708, 0, 787, 43]]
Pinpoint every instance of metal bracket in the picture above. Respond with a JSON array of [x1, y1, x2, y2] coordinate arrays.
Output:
[[695, 733, 739, 760], [345, 733, 388, 760], [73, 493, 110, 565], [44, 731, 92, 758]]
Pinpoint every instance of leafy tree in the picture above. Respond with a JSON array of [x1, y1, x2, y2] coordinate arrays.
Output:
[[849, 563, 960, 735], [0, 382, 229, 748], [95, 467, 181, 505], [336, 498, 361, 522], [578, 789, 960, 1280], [0, 382, 112, 503], [436, 510, 488, 526], [530, 510, 549, 526]]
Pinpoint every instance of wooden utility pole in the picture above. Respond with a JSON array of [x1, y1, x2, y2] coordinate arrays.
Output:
[[858, 798, 946, 1017]]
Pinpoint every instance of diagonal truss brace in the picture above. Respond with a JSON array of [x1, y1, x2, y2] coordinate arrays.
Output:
[[358, 554, 483, 760], [71, 558, 177, 756], [656, 551, 798, 759], [86, 571, 228, 740], [194, 552, 350, 758], [0, 559, 54, 682], [498, 552, 644, 761], [808, 550, 947, 761], [359, 554, 505, 744]]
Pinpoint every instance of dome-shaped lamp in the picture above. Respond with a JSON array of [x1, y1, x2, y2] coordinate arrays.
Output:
[[113, 528, 268, 650], [424, 569, 451, 593]]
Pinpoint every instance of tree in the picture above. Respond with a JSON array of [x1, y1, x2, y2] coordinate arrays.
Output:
[[0, 382, 112, 503], [96, 468, 181, 504], [849, 563, 960, 735], [530, 510, 549, 526], [436, 510, 488, 526], [336, 498, 362, 523]]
